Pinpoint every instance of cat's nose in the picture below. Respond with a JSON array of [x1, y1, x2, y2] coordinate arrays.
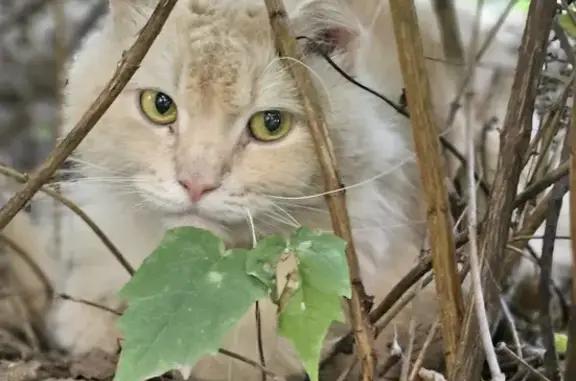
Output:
[[178, 180, 220, 202]]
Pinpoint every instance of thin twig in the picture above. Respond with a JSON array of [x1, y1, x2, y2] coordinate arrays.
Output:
[[537, 142, 569, 381], [218, 349, 286, 381], [0, 164, 134, 275], [407, 318, 440, 381], [387, 0, 463, 374], [514, 160, 569, 208], [262, 0, 374, 379], [498, 343, 551, 381], [463, 22, 504, 378], [0, 0, 179, 234], [399, 278, 424, 381]]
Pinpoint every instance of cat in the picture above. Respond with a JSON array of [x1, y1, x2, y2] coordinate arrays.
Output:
[[3, 0, 535, 380]]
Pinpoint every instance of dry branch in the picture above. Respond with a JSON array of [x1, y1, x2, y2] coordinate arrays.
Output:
[[537, 141, 570, 381], [563, 70, 576, 381], [0, 0, 179, 232], [451, 1, 557, 379], [387, 0, 463, 375], [262, 0, 374, 380]]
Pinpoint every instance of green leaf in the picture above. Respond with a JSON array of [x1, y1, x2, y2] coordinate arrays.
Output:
[[559, 11, 576, 39], [516, 0, 530, 11], [113, 227, 269, 381], [245, 234, 289, 292], [555, 332, 568, 354], [278, 227, 351, 381]]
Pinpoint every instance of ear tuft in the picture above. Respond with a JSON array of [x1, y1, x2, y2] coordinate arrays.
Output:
[[290, 0, 363, 68]]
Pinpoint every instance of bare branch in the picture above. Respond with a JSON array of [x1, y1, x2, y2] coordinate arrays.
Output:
[[387, 0, 463, 374], [451, 1, 557, 380], [563, 58, 576, 381]]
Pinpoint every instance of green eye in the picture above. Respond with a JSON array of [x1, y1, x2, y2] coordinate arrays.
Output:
[[248, 110, 293, 142], [139, 89, 178, 125]]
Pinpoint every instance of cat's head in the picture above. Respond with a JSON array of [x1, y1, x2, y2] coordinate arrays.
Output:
[[63, 0, 380, 229]]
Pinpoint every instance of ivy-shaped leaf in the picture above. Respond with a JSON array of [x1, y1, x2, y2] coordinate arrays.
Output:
[[113, 227, 269, 381], [278, 227, 351, 381]]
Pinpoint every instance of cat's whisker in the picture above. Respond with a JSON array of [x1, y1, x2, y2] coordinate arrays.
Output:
[[260, 215, 295, 233], [243, 207, 257, 248], [268, 204, 301, 228], [50, 177, 144, 185], [264, 154, 416, 200], [261, 56, 334, 113], [272, 201, 329, 214], [65, 157, 126, 176], [272, 203, 301, 227]]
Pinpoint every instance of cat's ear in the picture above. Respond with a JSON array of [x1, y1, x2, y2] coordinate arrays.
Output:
[[290, 0, 363, 72], [108, 0, 157, 34]]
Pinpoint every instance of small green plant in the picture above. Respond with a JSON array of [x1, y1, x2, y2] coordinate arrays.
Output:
[[113, 226, 351, 381]]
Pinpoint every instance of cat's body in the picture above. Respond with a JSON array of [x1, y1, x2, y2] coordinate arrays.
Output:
[[4, 0, 536, 380]]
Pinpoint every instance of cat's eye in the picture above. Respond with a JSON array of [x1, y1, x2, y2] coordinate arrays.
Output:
[[139, 89, 178, 125], [248, 110, 292, 142]]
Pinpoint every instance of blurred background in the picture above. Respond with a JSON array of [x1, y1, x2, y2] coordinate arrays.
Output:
[[0, 0, 106, 173]]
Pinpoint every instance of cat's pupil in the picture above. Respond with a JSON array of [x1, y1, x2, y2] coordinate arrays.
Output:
[[263, 110, 282, 133], [155, 93, 173, 115]]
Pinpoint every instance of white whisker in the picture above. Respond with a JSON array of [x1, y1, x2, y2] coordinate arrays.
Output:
[[261, 56, 334, 113], [265, 154, 415, 200], [269, 203, 301, 227], [244, 207, 257, 248]]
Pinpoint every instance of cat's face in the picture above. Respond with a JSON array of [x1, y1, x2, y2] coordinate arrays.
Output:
[[65, 0, 362, 228]]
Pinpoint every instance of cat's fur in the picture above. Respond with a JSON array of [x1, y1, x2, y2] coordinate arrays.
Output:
[[4, 0, 540, 380]]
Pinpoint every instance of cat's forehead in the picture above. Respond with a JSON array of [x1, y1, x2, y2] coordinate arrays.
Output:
[[180, 5, 292, 112]]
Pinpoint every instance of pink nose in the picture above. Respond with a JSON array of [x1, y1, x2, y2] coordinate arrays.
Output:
[[178, 180, 219, 202]]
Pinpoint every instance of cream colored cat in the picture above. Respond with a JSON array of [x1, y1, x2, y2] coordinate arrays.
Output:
[[4, 0, 533, 380]]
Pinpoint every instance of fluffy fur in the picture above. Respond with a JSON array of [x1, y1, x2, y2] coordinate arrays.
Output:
[[4, 0, 545, 380]]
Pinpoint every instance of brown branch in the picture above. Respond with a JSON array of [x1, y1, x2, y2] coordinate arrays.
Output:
[[408, 318, 440, 381], [497, 343, 551, 381], [514, 160, 569, 208], [537, 138, 570, 381], [387, 0, 463, 374], [563, 65, 576, 381], [451, 1, 557, 380], [218, 349, 286, 381], [0, 0, 179, 233], [255, 302, 266, 381], [262, 0, 374, 379]]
